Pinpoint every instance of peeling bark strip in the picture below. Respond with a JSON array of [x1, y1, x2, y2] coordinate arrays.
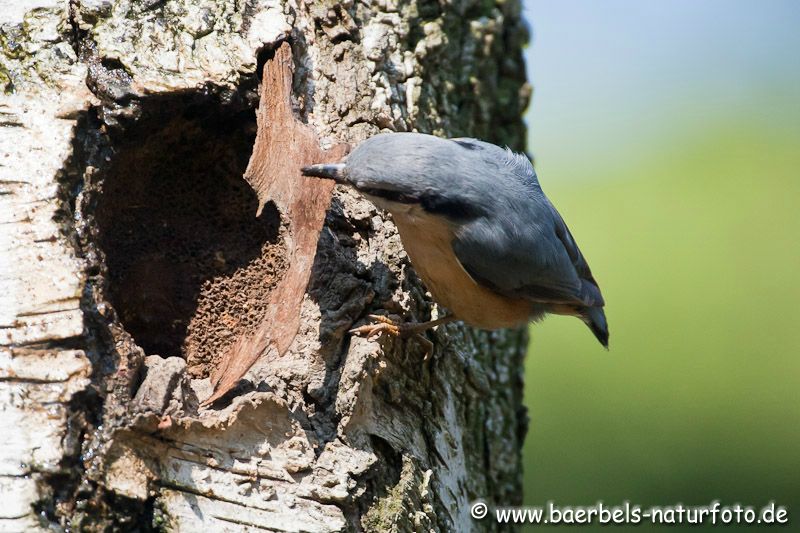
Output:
[[206, 42, 348, 405]]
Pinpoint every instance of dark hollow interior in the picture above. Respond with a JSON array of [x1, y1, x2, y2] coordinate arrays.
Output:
[[94, 95, 286, 377]]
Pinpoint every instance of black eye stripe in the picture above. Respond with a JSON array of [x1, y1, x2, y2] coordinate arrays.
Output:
[[452, 139, 483, 150], [419, 192, 485, 220], [360, 187, 419, 204], [360, 187, 485, 221]]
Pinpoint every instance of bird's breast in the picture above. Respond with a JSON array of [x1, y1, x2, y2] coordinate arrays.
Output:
[[389, 206, 531, 329]]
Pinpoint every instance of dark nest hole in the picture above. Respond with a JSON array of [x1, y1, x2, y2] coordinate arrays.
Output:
[[94, 93, 286, 378]]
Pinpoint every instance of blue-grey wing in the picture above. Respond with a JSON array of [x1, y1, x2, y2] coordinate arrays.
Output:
[[452, 200, 604, 307], [546, 201, 605, 306]]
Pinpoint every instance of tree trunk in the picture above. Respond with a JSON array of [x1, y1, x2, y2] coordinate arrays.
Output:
[[0, 1, 530, 531]]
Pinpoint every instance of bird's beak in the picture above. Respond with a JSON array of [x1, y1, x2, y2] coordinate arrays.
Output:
[[301, 163, 348, 184]]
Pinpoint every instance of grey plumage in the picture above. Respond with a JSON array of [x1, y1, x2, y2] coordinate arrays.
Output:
[[302, 132, 609, 347]]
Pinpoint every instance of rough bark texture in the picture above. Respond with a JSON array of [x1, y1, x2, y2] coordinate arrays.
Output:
[[0, 1, 530, 531]]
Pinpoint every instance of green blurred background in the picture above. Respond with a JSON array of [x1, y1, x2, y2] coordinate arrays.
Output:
[[520, 1, 800, 531]]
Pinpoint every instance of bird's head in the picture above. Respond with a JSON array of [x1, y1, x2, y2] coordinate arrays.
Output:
[[302, 132, 537, 220]]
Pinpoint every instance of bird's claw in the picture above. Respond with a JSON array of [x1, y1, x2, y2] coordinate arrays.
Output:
[[349, 314, 403, 339], [349, 314, 434, 358]]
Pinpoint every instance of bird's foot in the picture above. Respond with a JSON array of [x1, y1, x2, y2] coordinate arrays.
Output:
[[349, 314, 454, 359], [349, 314, 427, 339]]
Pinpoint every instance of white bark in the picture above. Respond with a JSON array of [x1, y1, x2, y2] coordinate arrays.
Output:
[[1, 6, 93, 528], [0, 1, 530, 530]]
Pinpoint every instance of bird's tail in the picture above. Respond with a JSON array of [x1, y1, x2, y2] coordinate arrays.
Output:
[[581, 307, 609, 349]]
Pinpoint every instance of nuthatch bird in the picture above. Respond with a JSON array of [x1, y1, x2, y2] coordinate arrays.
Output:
[[302, 132, 608, 347]]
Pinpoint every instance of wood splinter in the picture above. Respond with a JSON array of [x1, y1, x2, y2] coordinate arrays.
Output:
[[202, 42, 348, 406]]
